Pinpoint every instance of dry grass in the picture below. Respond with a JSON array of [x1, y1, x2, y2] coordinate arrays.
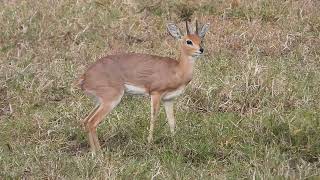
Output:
[[1, 0, 320, 179]]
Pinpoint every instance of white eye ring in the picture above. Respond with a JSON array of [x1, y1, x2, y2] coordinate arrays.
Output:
[[186, 40, 193, 45]]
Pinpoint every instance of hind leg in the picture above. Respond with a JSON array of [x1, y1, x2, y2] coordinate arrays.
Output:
[[80, 102, 101, 149], [81, 104, 100, 127], [84, 88, 124, 152]]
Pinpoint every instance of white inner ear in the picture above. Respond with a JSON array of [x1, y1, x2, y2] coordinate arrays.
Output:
[[167, 23, 181, 39], [199, 23, 210, 38]]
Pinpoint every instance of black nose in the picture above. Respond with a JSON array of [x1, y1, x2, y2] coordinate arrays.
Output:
[[200, 48, 204, 53]]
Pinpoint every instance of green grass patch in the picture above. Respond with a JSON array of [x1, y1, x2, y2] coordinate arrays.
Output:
[[1, 0, 320, 179]]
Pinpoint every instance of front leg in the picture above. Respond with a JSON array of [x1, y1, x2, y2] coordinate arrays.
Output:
[[163, 100, 176, 135], [147, 93, 161, 144]]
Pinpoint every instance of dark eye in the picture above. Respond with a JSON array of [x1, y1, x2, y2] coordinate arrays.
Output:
[[186, 40, 193, 45]]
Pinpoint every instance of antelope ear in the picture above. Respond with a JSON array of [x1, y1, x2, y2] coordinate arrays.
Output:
[[167, 23, 182, 39], [198, 23, 210, 39]]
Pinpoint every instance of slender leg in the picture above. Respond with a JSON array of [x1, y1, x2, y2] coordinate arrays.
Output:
[[163, 100, 176, 135], [81, 104, 100, 127], [86, 104, 111, 152], [147, 93, 160, 144], [80, 103, 102, 151], [85, 90, 123, 153], [88, 127, 98, 152]]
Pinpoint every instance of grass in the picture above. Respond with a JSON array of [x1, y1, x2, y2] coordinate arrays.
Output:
[[1, 0, 320, 179]]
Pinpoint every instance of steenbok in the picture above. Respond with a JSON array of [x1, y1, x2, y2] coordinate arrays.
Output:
[[77, 20, 210, 152]]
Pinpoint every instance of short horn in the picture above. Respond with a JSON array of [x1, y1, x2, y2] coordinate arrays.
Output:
[[186, 20, 190, 34], [196, 20, 199, 35]]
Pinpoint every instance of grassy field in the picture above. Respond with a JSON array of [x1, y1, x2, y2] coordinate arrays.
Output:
[[1, 0, 320, 179]]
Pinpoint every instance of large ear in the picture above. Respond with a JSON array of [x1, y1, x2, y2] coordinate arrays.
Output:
[[167, 23, 182, 39], [198, 23, 210, 39]]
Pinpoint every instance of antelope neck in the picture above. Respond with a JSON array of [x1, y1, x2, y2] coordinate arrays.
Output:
[[178, 52, 195, 83]]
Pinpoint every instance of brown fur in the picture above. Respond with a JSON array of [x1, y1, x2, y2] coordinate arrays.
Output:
[[81, 53, 190, 95], [78, 21, 209, 152]]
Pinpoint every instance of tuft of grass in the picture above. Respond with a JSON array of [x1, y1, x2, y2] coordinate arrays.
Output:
[[1, 0, 320, 179]]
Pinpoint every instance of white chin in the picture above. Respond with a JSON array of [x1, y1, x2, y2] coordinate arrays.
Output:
[[192, 54, 202, 58]]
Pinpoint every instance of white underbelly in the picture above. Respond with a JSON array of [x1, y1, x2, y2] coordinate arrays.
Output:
[[162, 86, 185, 101], [124, 84, 149, 96]]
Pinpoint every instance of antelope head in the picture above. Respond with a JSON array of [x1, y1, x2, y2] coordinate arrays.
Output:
[[167, 20, 210, 59]]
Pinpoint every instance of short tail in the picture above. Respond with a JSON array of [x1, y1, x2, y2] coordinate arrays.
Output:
[[73, 74, 85, 90]]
